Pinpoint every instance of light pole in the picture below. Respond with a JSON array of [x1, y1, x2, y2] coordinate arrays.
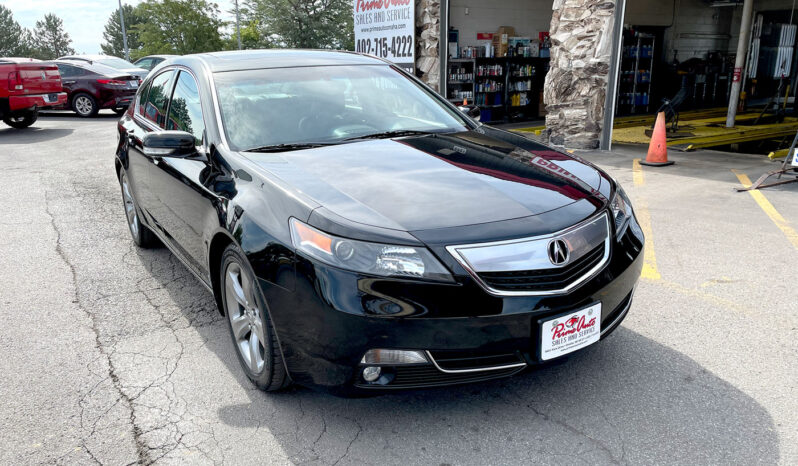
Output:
[[118, 0, 129, 61], [235, 0, 242, 50]]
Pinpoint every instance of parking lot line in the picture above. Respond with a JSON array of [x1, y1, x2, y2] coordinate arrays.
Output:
[[633, 159, 661, 281], [733, 170, 798, 250]]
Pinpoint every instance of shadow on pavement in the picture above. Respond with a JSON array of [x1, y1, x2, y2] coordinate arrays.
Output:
[[39, 110, 120, 119], [0, 127, 74, 144], [135, 246, 780, 464]]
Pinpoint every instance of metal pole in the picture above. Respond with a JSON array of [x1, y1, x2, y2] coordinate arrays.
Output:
[[235, 0, 242, 50], [726, 0, 754, 128], [601, 0, 626, 151], [118, 0, 129, 61]]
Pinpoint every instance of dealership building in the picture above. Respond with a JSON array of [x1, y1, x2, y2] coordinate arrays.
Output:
[[353, 0, 798, 149]]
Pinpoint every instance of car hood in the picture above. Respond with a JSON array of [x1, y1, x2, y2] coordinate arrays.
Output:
[[244, 130, 609, 232]]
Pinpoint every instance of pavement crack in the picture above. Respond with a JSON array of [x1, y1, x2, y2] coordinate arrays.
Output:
[[331, 417, 362, 466], [44, 190, 150, 465]]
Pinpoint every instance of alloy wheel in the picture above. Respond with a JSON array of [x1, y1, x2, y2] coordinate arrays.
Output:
[[224, 262, 266, 374], [74, 96, 93, 116], [120, 172, 139, 239]]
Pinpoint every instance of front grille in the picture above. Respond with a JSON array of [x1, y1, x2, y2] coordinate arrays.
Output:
[[389, 364, 523, 388], [477, 243, 606, 292]]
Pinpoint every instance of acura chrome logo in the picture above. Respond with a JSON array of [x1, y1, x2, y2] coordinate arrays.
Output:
[[547, 239, 570, 265]]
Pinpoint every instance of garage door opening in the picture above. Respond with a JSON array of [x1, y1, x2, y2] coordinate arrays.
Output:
[[443, 0, 554, 125]]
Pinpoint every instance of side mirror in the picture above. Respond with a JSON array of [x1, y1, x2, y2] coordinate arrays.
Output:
[[142, 131, 197, 158], [458, 105, 481, 122]]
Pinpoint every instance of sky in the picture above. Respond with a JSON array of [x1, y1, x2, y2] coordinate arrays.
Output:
[[1, 0, 237, 55]]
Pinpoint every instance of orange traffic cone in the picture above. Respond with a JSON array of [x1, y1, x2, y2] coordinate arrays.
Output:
[[640, 111, 674, 167]]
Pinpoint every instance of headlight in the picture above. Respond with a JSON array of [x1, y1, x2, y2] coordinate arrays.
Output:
[[289, 218, 453, 282], [610, 184, 633, 238]]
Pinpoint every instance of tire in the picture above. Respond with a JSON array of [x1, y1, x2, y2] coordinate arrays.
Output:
[[220, 244, 290, 392], [119, 169, 158, 248], [3, 110, 38, 129], [112, 107, 127, 115], [72, 93, 98, 117]]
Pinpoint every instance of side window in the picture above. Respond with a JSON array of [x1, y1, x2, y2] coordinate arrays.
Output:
[[137, 81, 152, 118], [142, 70, 174, 128], [166, 71, 205, 145], [57, 64, 77, 78], [135, 58, 153, 70]]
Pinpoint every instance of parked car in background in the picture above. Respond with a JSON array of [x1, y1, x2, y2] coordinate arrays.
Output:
[[49, 60, 139, 117], [0, 57, 67, 128], [115, 50, 644, 395], [58, 54, 147, 81], [133, 55, 178, 72]]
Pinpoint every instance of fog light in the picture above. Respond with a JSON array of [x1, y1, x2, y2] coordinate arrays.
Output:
[[362, 366, 381, 382], [360, 349, 428, 365]]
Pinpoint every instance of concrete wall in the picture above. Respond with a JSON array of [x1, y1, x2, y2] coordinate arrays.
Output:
[[625, 0, 734, 62], [448, 0, 553, 47]]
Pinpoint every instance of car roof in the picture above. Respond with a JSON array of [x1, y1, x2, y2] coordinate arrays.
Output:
[[58, 54, 117, 61], [137, 54, 178, 60], [46, 59, 133, 76], [173, 49, 387, 73]]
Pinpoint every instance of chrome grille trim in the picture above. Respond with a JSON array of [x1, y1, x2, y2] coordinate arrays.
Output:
[[446, 212, 611, 297], [425, 351, 527, 374]]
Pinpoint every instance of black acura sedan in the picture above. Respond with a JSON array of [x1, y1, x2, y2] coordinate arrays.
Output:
[[116, 50, 644, 395]]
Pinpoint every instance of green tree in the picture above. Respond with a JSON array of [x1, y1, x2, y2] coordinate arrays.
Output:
[[0, 6, 33, 57], [101, 4, 144, 59], [32, 13, 75, 60], [135, 0, 225, 56], [243, 0, 353, 49]]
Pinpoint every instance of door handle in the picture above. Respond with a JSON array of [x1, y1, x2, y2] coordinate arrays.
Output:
[[62, 80, 75, 84]]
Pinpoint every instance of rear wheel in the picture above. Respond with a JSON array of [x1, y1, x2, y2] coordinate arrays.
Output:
[[3, 110, 38, 129], [221, 244, 290, 392], [72, 93, 98, 117], [119, 169, 158, 248]]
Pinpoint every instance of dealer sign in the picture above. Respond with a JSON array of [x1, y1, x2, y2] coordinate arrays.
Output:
[[354, 0, 415, 73]]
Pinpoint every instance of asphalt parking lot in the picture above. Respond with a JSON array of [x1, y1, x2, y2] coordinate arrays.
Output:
[[1, 112, 796, 465]]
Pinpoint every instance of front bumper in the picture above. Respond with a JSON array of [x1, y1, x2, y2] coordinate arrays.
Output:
[[261, 216, 644, 394], [8, 92, 68, 112]]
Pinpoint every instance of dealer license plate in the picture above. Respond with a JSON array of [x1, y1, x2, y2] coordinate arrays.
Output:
[[130, 81, 139, 88], [539, 303, 601, 361], [45, 93, 58, 103]]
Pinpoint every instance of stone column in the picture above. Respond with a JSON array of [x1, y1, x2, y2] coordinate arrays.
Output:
[[544, 0, 616, 149], [416, 0, 441, 91]]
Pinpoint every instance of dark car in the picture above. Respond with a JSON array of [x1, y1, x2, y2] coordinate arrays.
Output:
[[58, 54, 147, 81], [116, 50, 643, 395], [133, 54, 178, 72], [50, 60, 140, 117]]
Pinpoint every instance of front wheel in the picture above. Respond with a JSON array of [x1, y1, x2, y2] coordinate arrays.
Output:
[[221, 244, 290, 392], [3, 110, 38, 128]]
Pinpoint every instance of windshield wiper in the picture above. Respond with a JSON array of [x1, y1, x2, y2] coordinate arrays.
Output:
[[343, 130, 437, 141], [243, 142, 338, 153]]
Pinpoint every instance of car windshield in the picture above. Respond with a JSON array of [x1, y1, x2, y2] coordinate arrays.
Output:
[[96, 57, 137, 69], [214, 65, 470, 151]]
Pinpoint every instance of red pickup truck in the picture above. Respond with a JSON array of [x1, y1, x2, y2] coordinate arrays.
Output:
[[0, 58, 68, 129]]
